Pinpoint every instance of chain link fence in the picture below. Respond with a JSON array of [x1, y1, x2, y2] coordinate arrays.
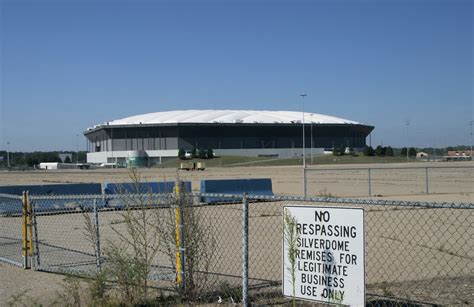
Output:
[[241, 195, 473, 305], [304, 166, 474, 197], [1, 191, 473, 305], [0, 193, 24, 267]]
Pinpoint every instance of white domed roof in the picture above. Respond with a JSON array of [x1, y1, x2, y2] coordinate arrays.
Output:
[[105, 109, 362, 126]]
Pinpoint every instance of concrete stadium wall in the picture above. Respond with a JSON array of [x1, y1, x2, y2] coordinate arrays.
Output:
[[87, 147, 327, 163], [87, 150, 178, 164]]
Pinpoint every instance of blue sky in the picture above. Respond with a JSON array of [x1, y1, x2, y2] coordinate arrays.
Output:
[[1, 0, 472, 151]]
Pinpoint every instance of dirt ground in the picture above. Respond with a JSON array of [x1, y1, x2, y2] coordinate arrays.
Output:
[[0, 161, 473, 306]]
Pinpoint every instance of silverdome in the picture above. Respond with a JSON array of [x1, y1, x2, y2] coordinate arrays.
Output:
[[84, 109, 374, 165]]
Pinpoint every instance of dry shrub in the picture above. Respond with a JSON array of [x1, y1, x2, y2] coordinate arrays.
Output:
[[157, 190, 216, 301]]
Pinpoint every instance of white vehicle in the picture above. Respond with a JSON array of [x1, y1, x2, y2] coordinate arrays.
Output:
[[99, 162, 117, 168]]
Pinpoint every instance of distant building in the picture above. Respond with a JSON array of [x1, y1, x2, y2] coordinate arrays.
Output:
[[445, 150, 473, 161], [416, 152, 429, 158], [39, 162, 77, 170], [447, 150, 472, 157], [84, 109, 374, 165]]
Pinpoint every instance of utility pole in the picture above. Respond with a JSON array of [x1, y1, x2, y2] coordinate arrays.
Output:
[[300, 94, 307, 169]]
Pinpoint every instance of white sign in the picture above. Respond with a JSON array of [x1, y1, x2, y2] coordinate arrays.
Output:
[[283, 206, 365, 306]]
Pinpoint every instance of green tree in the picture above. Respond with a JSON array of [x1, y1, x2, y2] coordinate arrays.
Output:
[[206, 148, 214, 159], [196, 148, 204, 159], [26, 157, 39, 167], [363, 146, 375, 156], [375, 145, 385, 156], [178, 149, 186, 160], [408, 147, 417, 157], [385, 146, 394, 156], [332, 145, 345, 156], [400, 147, 408, 157], [64, 156, 72, 163]]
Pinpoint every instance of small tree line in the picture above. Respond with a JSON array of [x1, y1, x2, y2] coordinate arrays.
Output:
[[329, 144, 421, 158], [0, 151, 87, 167], [362, 146, 417, 157]]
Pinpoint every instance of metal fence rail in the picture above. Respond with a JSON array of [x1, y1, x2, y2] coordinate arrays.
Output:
[[0, 191, 472, 305], [304, 165, 474, 197]]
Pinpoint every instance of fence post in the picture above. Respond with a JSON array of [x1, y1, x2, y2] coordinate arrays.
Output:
[[30, 193, 40, 269], [179, 195, 185, 291], [174, 181, 185, 291], [368, 169, 372, 197], [242, 193, 249, 306], [25, 192, 35, 269], [26, 192, 33, 261], [93, 198, 102, 270], [425, 167, 429, 195], [303, 168, 307, 198], [21, 191, 29, 269], [425, 167, 430, 195]]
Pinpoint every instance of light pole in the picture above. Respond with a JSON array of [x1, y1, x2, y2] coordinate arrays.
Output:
[[300, 94, 307, 169], [470, 120, 473, 157], [310, 114, 313, 164], [405, 119, 410, 161], [6, 141, 10, 168], [300, 93, 307, 198], [76, 134, 79, 166]]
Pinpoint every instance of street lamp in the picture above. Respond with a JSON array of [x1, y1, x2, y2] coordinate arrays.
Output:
[[6, 141, 10, 168], [76, 134, 79, 166], [405, 119, 410, 161], [300, 93, 307, 198], [470, 120, 473, 158], [300, 94, 307, 169]]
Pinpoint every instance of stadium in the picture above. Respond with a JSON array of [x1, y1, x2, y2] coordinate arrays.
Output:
[[84, 110, 374, 165]]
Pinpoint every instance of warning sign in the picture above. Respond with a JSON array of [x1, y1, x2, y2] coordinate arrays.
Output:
[[282, 206, 365, 306]]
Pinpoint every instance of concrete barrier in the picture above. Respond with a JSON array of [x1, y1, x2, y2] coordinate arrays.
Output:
[[200, 178, 273, 203], [0, 184, 102, 214], [0, 183, 102, 196], [0, 182, 194, 214], [103, 181, 192, 195]]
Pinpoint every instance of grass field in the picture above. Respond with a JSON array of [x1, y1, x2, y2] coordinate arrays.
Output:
[[161, 154, 417, 168]]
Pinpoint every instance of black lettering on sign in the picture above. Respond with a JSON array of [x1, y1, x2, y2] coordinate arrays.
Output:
[[339, 253, 357, 265], [314, 211, 330, 222], [301, 285, 318, 297], [321, 288, 345, 301]]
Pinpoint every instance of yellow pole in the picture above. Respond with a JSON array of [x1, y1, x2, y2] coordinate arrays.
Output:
[[21, 191, 28, 268], [174, 182, 182, 286], [27, 192, 33, 257]]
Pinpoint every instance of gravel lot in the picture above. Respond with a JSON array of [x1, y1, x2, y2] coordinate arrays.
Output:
[[1, 161, 472, 305]]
